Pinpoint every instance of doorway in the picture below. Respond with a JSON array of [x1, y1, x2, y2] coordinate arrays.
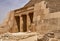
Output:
[[29, 12, 35, 32], [29, 12, 34, 23], [15, 16, 20, 32], [22, 15, 27, 32]]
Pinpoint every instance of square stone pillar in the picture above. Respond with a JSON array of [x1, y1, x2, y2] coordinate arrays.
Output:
[[27, 14, 31, 32], [20, 16, 23, 32]]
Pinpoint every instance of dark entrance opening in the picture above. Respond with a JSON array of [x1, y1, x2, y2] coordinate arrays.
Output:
[[15, 16, 20, 32], [22, 15, 27, 32], [29, 12, 34, 23]]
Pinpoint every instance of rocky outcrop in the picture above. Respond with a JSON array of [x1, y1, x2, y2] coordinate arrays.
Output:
[[0, 11, 15, 34]]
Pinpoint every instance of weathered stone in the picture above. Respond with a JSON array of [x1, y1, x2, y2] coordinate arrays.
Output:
[[0, 0, 60, 40], [0, 32, 37, 41]]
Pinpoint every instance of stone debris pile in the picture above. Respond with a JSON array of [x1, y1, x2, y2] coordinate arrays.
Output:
[[0, 31, 60, 41], [37, 32, 60, 41], [0, 32, 37, 41]]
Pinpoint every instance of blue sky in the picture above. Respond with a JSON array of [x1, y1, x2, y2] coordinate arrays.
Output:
[[0, 0, 29, 24]]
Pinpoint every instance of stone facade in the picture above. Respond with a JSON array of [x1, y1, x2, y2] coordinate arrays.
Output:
[[7, 0, 60, 34]]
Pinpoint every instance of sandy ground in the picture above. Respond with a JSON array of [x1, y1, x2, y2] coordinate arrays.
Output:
[[20, 35, 37, 41]]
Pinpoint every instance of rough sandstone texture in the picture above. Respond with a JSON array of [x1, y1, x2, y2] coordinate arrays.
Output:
[[0, 0, 60, 36], [0, 32, 37, 41], [34, 0, 60, 34], [0, 0, 60, 41]]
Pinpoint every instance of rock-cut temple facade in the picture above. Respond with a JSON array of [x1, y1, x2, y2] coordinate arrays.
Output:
[[0, 0, 60, 34]]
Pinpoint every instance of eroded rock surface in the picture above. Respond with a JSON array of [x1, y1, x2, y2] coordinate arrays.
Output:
[[37, 31, 60, 41]]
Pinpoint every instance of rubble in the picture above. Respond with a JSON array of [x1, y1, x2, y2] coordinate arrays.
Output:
[[0, 32, 37, 41], [37, 31, 60, 41]]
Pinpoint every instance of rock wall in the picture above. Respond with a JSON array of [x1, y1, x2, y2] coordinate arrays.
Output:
[[34, 0, 60, 34], [34, 1, 49, 34], [46, 0, 60, 13]]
